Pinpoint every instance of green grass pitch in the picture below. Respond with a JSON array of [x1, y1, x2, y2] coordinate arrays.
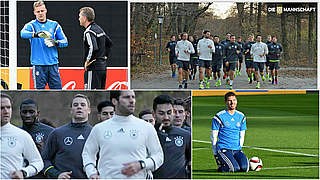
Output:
[[192, 93, 319, 179]]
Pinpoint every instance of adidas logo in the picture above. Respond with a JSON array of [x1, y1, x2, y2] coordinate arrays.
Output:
[[166, 137, 171, 142], [77, 134, 85, 140], [118, 128, 125, 133]]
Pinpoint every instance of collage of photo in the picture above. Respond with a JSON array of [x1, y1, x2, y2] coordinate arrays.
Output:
[[0, 0, 319, 179]]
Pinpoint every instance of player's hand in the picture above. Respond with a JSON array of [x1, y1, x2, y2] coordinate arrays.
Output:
[[121, 161, 141, 177], [44, 38, 58, 47], [208, 45, 212, 48], [236, 50, 240, 54], [10, 171, 24, 179], [84, 59, 96, 71], [58, 171, 72, 179], [34, 31, 52, 38], [259, 54, 264, 57], [184, 50, 189, 54], [176, 53, 179, 57], [89, 174, 100, 179]]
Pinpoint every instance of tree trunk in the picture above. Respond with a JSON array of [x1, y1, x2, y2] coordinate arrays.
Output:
[[236, 3, 245, 37], [308, 7, 314, 64], [249, 3, 254, 28], [281, 10, 287, 61], [296, 13, 301, 56], [257, 2, 262, 33]]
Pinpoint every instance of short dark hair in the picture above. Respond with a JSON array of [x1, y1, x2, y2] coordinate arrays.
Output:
[[256, 34, 262, 38], [20, 99, 38, 110], [1, 93, 12, 104], [71, 94, 90, 107], [110, 91, 122, 101], [97, 100, 115, 113], [214, 35, 219, 38], [226, 32, 231, 35], [170, 35, 175, 38], [230, 34, 236, 38], [173, 98, 185, 106], [153, 94, 173, 111], [272, 36, 277, 39], [203, 30, 210, 34], [139, 109, 152, 119], [237, 36, 241, 39], [225, 92, 236, 102]]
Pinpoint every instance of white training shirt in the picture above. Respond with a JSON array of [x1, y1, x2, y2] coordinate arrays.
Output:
[[82, 114, 164, 179], [175, 40, 195, 61], [197, 38, 215, 60], [250, 42, 268, 62], [0, 123, 44, 179]]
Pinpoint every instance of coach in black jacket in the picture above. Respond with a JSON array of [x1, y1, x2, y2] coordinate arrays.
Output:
[[79, 7, 113, 89]]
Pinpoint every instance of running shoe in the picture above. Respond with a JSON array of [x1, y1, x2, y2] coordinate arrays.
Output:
[[256, 82, 260, 89], [262, 76, 266, 81], [218, 79, 221, 86], [182, 79, 187, 84], [199, 84, 204, 89], [272, 79, 275, 84], [178, 84, 182, 89], [215, 81, 218, 87], [229, 85, 233, 90], [223, 75, 227, 79], [172, 73, 176, 78], [275, 78, 278, 84], [184, 83, 188, 89], [205, 82, 210, 89]]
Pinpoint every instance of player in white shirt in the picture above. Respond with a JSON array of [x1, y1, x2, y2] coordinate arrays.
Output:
[[250, 34, 268, 89], [197, 30, 215, 89], [82, 90, 164, 179], [0, 93, 44, 179], [175, 32, 195, 89]]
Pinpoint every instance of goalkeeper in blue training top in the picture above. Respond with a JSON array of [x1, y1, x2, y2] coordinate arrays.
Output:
[[21, 0, 68, 89], [211, 92, 249, 172]]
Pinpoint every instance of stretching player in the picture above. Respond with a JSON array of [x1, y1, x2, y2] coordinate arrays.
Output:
[[166, 35, 177, 78], [20, 0, 68, 89], [197, 30, 215, 89], [79, 7, 113, 89], [224, 35, 241, 89], [1, 94, 44, 178], [212, 35, 224, 87], [211, 92, 249, 173], [267, 36, 283, 84], [175, 32, 195, 89], [250, 35, 268, 89], [82, 91, 163, 179], [42, 94, 92, 178]]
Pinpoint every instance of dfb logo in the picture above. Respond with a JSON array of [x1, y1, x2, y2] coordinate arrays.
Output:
[[268, 7, 276, 12]]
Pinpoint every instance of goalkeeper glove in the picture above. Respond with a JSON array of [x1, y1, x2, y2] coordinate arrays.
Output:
[[44, 38, 58, 47], [34, 31, 52, 38]]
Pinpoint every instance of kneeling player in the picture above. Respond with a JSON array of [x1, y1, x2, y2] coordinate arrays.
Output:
[[211, 92, 249, 172]]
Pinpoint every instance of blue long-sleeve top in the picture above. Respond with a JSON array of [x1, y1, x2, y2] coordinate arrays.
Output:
[[21, 19, 68, 65]]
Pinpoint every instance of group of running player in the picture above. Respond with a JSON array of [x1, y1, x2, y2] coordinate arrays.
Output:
[[1, 91, 191, 179], [166, 31, 283, 89]]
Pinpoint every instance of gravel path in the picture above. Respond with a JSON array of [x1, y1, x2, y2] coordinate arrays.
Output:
[[131, 65, 317, 89]]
